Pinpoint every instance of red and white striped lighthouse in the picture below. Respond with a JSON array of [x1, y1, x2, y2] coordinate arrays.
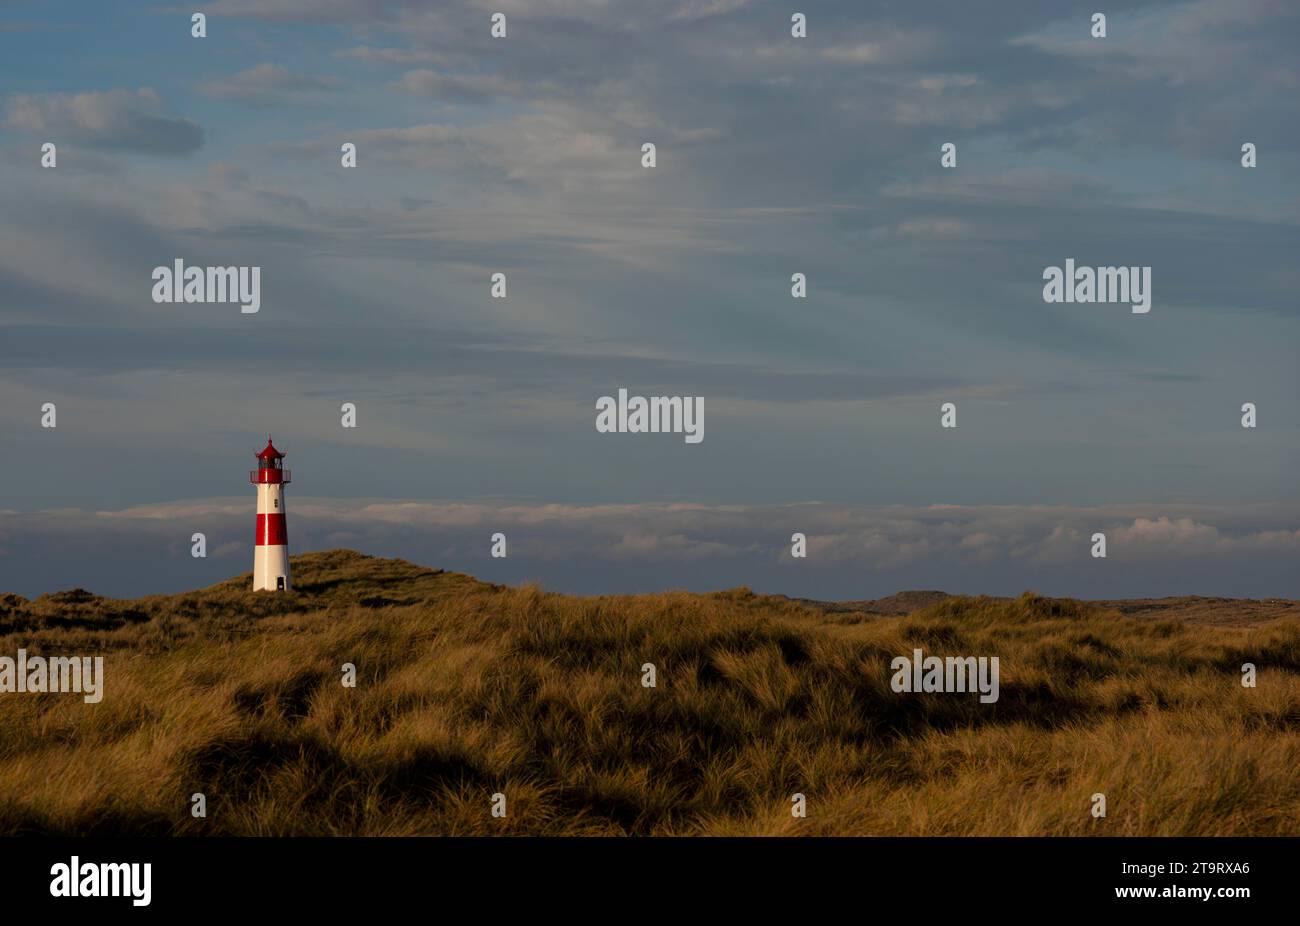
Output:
[[250, 437, 292, 591]]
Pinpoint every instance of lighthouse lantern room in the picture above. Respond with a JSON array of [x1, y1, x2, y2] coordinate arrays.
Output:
[[250, 437, 292, 591]]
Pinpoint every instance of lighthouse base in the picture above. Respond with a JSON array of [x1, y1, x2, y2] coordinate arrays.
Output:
[[253, 545, 292, 592]]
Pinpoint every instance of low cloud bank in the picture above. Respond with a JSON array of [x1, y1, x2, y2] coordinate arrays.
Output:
[[2, 500, 1297, 601]]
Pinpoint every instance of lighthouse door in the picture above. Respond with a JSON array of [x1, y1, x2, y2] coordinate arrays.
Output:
[[276, 577, 285, 590]]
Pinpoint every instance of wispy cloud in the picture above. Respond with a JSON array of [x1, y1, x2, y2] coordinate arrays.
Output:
[[4, 88, 202, 155], [199, 64, 344, 106]]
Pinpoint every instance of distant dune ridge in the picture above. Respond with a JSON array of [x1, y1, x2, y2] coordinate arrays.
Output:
[[798, 591, 1300, 626], [0, 550, 1296, 836]]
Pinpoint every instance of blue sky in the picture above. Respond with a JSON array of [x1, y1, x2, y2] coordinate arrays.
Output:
[[1, 0, 1297, 598]]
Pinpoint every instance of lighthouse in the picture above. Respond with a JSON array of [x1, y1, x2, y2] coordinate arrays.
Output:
[[250, 437, 292, 591]]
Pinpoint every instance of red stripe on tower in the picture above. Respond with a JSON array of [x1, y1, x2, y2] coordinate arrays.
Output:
[[255, 513, 288, 546]]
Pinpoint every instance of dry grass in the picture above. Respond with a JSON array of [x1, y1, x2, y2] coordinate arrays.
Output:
[[0, 549, 1296, 835]]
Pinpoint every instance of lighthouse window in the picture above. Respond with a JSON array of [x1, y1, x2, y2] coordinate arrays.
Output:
[[273, 498, 278, 509]]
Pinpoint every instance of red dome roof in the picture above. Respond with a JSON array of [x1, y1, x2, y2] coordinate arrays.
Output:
[[255, 437, 285, 460]]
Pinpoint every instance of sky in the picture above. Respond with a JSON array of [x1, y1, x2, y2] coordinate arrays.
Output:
[[0, 0, 1297, 599]]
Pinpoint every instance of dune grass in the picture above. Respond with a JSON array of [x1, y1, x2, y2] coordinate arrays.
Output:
[[0, 549, 1296, 835]]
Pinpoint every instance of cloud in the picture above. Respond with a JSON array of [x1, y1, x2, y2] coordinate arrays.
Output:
[[204, 0, 416, 22], [1111, 516, 1300, 555], [1007, 1, 1300, 151], [278, 107, 644, 191], [388, 69, 521, 103], [667, 0, 753, 23], [3, 501, 1297, 600], [820, 43, 882, 64], [336, 46, 447, 65], [876, 218, 971, 239], [198, 64, 344, 105], [4, 88, 202, 155], [917, 74, 980, 92]]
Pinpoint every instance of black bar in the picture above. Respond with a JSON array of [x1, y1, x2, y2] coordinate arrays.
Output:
[[2, 836, 1288, 914]]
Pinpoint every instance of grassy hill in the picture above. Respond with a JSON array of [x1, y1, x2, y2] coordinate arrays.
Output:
[[0, 549, 1297, 835]]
